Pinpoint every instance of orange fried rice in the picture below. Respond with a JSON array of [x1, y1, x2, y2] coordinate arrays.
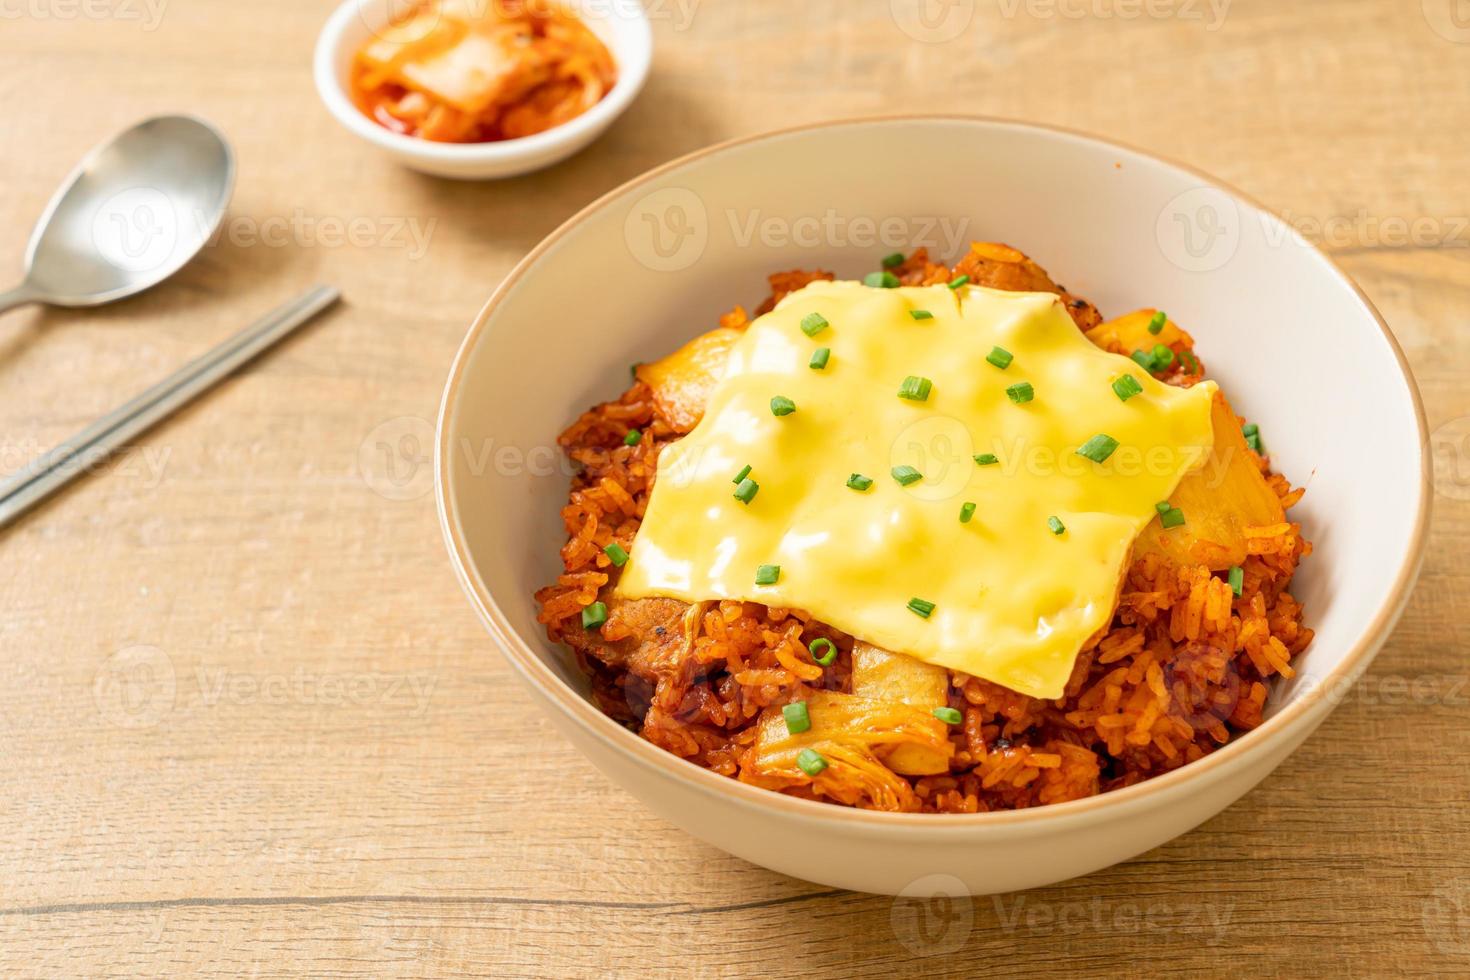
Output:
[[535, 247, 1313, 814]]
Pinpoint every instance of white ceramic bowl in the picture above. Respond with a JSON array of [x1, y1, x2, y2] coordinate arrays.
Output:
[[437, 117, 1430, 895], [313, 0, 651, 179]]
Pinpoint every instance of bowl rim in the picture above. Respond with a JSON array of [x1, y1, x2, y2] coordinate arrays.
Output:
[[312, 0, 653, 164], [436, 114, 1432, 830]]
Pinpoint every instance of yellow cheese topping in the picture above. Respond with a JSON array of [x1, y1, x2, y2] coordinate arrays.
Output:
[[618, 281, 1218, 699]]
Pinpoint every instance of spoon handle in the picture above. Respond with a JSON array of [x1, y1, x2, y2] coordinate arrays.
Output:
[[0, 283, 37, 316], [0, 285, 340, 529]]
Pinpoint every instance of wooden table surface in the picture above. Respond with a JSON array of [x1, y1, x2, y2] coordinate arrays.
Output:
[[3, 0, 1469, 975]]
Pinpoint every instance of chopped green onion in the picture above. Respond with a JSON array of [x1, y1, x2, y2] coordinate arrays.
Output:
[[623, 430, 642, 446], [1180, 349, 1201, 374], [1112, 374, 1144, 402], [581, 602, 608, 629], [603, 543, 629, 567], [810, 637, 837, 666], [907, 597, 936, 618], [797, 748, 828, 776], [882, 252, 906, 269], [909, 309, 934, 321], [1242, 423, 1259, 437], [800, 312, 830, 337], [1133, 345, 1177, 373], [734, 478, 759, 504], [865, 271, 901, 289], [973, 453, 999, 466], [809, 347, 831, 370], [755, 564, 781, 586], [1228, 565, 1245, 596], [891, 465, 922, 486], [1147, 311, 1168, 335], [1159, 507, 1186, 529], [630, 362, 641, 379], [783, 701, 811, 734], [898, 375, 933, 401], [947, 274, 970, 290], [1245, 432, 1263, 452], [959, 502, 976, 524], [770, 395, 797, 417], [1047, 516, 1066, 535], [1006, 382, 1035, 404], [846, 473, 874, 491], [1155, 500, 1172, 514], [932, 706, 963, 725], [732, 464, 752, 484], [986, 346, 1014, 370], [1076, 433, 1120, 463]]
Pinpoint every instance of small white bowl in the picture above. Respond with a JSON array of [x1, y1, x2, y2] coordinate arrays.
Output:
[[437, 117, 1431, 894], [313, 0, 651, 180]]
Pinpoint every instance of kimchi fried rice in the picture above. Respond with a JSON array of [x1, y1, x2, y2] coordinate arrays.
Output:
[[535, 243, 1313, 814]]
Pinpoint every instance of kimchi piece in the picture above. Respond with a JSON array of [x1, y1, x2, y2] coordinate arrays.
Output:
[[351, 0, 618, 143]]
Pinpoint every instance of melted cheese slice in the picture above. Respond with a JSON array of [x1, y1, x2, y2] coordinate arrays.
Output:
[[618, 281, 1218, 699]]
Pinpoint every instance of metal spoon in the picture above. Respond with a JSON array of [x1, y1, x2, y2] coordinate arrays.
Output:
[[0, 115, 234, 316]]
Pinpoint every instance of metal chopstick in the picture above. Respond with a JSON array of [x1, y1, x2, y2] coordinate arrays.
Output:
[[0, 284, 341, 529]]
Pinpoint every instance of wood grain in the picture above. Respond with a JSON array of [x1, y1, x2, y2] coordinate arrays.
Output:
[[2, 0, 1468, 975]]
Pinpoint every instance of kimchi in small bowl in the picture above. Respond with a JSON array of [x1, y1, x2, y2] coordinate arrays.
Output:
[[314, 0, 651, 179]]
